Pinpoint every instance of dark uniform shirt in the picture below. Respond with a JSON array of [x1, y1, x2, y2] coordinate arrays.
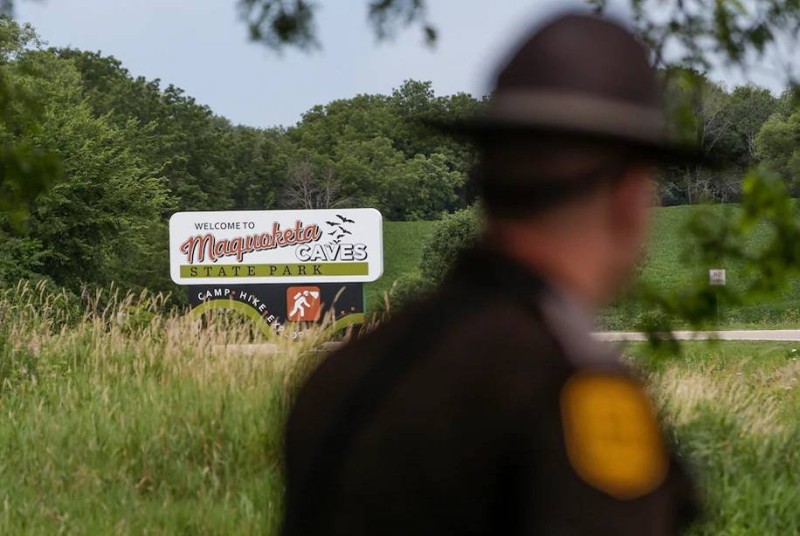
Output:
[[283, 246, 700, 535]]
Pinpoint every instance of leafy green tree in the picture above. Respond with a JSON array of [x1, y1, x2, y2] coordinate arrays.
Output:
[[383, 153, 464, 220], [729, 85, 778, 161], [387, 80, 483, 187], [0, 233, 43, 283], [0, 25, 172, 293], [225, 125, 290, 210], [57, 49, 239, 212], [660, 71, 776, 204], [327, 135, 405, 210], [0, 16, 59, 227], [286, 80, 479, 218], [755, 112, 800, 193], [23, 56, 170, 290]]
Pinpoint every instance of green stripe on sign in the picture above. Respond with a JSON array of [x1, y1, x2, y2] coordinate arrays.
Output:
[[180, 262, 369, 278]]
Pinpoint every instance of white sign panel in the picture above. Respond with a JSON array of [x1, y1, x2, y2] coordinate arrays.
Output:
[[709, 268, 727, 286], [169, 209, 383, 285]]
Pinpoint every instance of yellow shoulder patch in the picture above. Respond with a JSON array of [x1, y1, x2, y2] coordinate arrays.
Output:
[[560, 372, 668, 500]]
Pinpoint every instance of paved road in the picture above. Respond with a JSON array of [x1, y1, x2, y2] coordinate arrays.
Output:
[[216, 330, 800, 355], [595, 330, 800, 342]]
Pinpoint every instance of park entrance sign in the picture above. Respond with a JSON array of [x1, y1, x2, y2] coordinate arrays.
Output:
[[170, 209, 383, 338], [169, 208, 383, 285]]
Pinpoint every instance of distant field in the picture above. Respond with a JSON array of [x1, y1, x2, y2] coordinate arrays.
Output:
[[371, 206, 800, 328], [624, 204, 800, 328], [637, 204, 778, 305]]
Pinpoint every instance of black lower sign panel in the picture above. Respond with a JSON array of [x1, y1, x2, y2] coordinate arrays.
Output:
[[187, 283, 365, 338]]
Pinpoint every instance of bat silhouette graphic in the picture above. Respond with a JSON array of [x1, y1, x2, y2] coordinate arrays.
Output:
[[341, 229, 353, 235], [336, 215, 356, 224], [328, 230, 338, 236], [336, 233, 346, 240], [326, 221, 341, 227]]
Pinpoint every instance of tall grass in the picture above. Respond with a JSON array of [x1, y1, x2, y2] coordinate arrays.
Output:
[[0, 281, 327, 534], [3, 282, 800, 533], [636, 342, 800, 534]]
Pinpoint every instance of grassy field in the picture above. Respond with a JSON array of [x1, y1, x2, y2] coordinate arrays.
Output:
[[375, 206, 800, 328], [630, 204, 800, 328], [3, 203, 799, 533], [366, 220, 436, 311], [3, 284, 800, 533]]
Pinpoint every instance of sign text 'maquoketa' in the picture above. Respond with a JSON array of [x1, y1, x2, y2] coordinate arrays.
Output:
[[179, 222, 322, 263], [169, 209, 383, 285]]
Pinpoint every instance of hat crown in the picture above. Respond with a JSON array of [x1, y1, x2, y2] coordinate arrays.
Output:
[[495, 14, 660, 109]]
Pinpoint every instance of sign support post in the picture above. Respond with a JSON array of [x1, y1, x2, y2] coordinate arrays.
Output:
[[709, 268, 727, 328]]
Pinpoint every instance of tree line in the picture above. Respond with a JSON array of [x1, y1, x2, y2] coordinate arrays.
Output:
[[0, 16, 797, 299], [0, 18, 480, 297]]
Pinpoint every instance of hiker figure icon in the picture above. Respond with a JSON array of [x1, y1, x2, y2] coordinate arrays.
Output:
[[288, 288, 321, 322]]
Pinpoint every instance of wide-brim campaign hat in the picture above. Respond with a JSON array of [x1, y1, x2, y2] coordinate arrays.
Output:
[[430, 12, 706, 164]]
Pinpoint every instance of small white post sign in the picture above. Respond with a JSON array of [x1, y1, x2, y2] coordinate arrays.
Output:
[[169, 208, 383, 285], [709, 268, 727, 286]]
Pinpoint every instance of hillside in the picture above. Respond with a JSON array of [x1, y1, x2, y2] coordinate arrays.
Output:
[[373, 206, 800, 328], [637, 205, 800, 328], [367, 221, 436, 310]]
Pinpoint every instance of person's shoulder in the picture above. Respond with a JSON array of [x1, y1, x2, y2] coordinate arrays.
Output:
[[284, 289, 576, 454], [292, 288, 568, 409], [284, 296, 443, 447], [345, 288, 554, 358], [377, 286, 561, 351]]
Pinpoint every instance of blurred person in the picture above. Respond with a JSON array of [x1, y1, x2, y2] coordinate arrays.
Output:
[[282, 11, 701, 536]]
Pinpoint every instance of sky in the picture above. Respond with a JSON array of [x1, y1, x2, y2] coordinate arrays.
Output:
[[15, 0, 787, 130], [13, 0, 611, 128]]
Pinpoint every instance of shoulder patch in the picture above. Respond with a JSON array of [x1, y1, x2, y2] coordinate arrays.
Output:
[[560, 372, 668, 500]]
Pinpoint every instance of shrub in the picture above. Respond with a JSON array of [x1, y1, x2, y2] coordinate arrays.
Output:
[[384, 272, 434, 313], [419, 205, 482, 283]]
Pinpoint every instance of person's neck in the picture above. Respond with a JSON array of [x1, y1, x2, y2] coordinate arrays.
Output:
[[484, 223, 607, 311]]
